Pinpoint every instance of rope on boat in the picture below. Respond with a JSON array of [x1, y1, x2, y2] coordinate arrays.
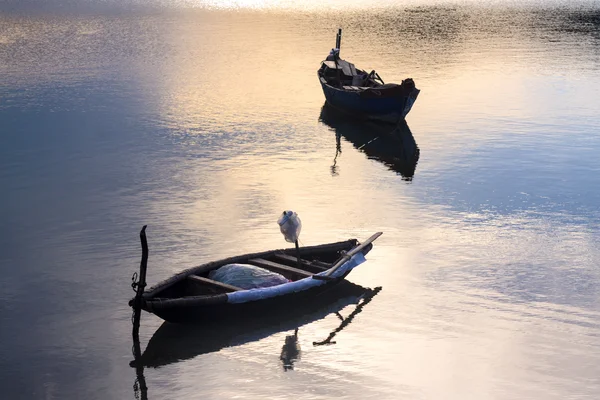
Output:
[[357, 136, 379, 150], [130, 272, 147, 324], [131, 272, 146, 293], [357, 120, 402, 150]]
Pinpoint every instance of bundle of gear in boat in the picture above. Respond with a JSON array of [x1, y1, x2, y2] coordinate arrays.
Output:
[[319, 48, 416, 95]]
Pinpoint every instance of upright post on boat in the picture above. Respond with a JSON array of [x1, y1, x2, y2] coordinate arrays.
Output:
[[278, 211, 302, 268], [333, 28, 343, 87], [132, 225, 149, 342], [295, 240, 301, 270]]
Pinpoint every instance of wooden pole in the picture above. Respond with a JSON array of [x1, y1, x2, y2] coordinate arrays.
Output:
[[132, 225, 149, 342], [130, 225, 149, 399], [295, 239, 301, 271], [313, 232, 382, 281]]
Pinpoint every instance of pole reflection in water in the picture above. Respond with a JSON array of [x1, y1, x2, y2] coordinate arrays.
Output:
[[313, 286, 382, 346], [319, 104, 420, 180], [131, 281, 381, 376], [131, 337, 148, 400]]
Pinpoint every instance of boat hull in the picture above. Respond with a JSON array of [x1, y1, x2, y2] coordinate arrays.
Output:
[[136, 239, 374, 324], [144, 276, 352, 324], [319, 103, 420, 179], [320, 80, 420, 122]]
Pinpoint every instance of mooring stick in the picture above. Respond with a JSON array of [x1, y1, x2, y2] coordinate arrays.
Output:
[[131, 226, 149, 400], [132, 225, 149, 342]]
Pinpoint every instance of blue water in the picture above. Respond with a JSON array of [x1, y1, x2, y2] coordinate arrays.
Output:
[[1, 2, 600, 399]]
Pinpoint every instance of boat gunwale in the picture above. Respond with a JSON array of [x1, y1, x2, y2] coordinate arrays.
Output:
[[318, 75, 417, 98]]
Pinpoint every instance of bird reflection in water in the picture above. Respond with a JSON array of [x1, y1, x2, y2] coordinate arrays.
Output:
[[319, 103, 420, 180], [280, 328, 301, 371], [280, 285, 381, 370]]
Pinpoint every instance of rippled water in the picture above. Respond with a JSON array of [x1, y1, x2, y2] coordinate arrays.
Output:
[[1, 1, 600, 399]]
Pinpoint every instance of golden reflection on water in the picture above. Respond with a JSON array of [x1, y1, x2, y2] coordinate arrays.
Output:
[[150, 14, 325, 132], [123, 6, 600, 139]]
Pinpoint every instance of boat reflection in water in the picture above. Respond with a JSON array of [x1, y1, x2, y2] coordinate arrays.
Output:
[[319, 104, 420, 180], [132, 281, 381, 370]]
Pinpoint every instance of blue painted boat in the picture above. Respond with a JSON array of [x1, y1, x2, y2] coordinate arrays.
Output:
[[318, 29, 420, 122]]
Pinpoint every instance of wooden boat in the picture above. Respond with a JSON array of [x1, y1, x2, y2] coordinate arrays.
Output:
[[318, 29, 420, 122], [134, 282, 381, 368], [319, 103, 420, 179], [129, 227, 382, 324]]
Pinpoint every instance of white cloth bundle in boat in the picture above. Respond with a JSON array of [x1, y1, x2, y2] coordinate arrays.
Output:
[[226, 252, 367, 304], [209, 263, 290, 290]]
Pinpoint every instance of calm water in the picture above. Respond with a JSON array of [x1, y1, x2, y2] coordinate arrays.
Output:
[[1, 1, 600, 399]]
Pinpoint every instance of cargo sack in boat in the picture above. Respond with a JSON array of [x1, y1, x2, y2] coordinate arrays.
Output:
[[208, 264, 290, 290]]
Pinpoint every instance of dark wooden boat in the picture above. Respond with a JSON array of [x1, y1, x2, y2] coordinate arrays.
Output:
[[129, 228, 382, 324], [318, 29, 420, 122], [320, 103, 420, 179], [134, 282, 381, 368]]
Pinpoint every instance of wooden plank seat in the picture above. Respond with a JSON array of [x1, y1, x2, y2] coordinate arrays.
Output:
[[309, 259, 334, 269], [187, 274, 242, 292], [349, 62, 358, 76], [247, 258, 313, 278], [271, 253, 330, 271]]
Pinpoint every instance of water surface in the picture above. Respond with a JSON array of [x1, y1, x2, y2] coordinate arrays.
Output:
[[1, 1, 600, 399]]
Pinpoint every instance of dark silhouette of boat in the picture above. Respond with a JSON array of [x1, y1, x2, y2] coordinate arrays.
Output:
[[319, 104, 420, 180], [129, 230, 382, 324], [133, 281, 382, 368]]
